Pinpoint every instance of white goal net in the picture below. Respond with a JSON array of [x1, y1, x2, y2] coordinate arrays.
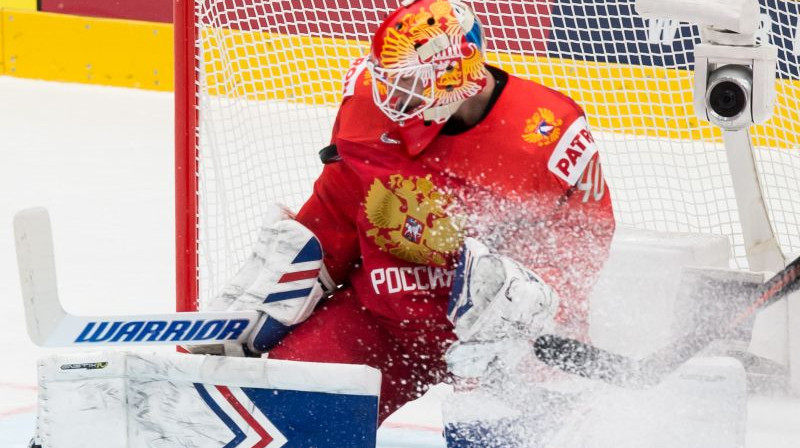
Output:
[[177, 0, 800, 310]]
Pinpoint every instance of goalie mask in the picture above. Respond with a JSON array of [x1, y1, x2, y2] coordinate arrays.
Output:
[[367, 0, 488, 125]]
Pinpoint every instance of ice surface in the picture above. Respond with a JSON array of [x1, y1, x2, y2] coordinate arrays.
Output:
[[2, 77, 800, 447]]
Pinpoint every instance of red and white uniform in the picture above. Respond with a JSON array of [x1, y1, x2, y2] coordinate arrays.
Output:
[[269, 63, 615, 421]]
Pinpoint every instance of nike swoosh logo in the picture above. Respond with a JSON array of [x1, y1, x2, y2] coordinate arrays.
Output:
[[380, 132, 401, 145]]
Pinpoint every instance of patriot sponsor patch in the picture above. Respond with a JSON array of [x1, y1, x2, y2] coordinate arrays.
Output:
[[547, 116, 598, 186]]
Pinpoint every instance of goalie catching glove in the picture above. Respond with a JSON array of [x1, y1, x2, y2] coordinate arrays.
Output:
[[445, 238, 560, 378], [205, 206, 335, 354]]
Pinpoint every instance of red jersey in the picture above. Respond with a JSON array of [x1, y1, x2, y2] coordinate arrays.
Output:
[[295, 62, 615, 343]]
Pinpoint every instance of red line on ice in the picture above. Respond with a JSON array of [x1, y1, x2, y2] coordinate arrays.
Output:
[[0, 405, 36, 418], [382, 421, 444, 433], [0, 382, 37, 391]]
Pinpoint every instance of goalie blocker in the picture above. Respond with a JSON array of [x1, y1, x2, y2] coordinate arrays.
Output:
[[13, 206, 333, 352]]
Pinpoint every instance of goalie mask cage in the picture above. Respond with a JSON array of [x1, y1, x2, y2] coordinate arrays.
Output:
[[175, 0, 800, 313]]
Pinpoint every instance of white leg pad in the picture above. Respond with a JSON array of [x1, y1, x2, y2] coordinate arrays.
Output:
[[34, 351, 381, 448]]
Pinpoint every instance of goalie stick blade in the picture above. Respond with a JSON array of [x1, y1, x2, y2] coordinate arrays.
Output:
[[14, 207, 66, 346], [13, 207, 262, 347], [42, 311, 261, 347], [535, 254, 800, 388], [638, 254, 800, 380]]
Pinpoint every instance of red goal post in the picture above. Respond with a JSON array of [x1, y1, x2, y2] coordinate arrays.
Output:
[[175, 0, 198, 313], [174, 0, 800, 313]]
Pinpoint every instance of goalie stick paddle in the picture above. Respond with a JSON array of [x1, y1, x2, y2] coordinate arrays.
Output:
[[14, 207, 261, 347], [534, 254, 800, 388]]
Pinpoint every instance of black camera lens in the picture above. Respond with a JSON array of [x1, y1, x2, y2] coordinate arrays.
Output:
[[708, 81, 747, 118]]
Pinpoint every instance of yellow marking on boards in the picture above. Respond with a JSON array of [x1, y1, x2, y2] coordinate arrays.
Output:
[[0, 11, 5, 74], [2, 10, 172, 90], [0, 0, 36, 10], [2, 12, 797, 149], [201, 27, 799, 148]]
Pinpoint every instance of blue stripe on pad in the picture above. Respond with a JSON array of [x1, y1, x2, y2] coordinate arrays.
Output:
[[193, 383, 246, 448], [291, 239, 322, 264], [264, 288, 313, 304], [251, 316, 295, 352]]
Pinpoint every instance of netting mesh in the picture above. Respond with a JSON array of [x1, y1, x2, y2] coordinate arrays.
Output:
[[193, 0, 800, 307]]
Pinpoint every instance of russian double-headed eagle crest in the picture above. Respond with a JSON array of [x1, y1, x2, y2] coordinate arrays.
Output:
[[522, 107, 563, 146], [364, 174, 463, 266]]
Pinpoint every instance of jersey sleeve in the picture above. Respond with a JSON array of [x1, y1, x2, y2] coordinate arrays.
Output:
[[537, 105, 616, 339], [295, 160, 362, 286]]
